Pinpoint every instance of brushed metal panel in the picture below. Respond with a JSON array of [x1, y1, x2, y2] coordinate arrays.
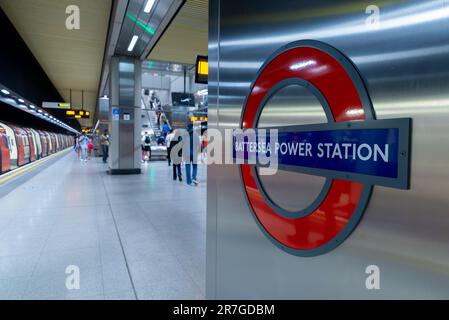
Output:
[[119, 107, 135, 168], [257, 84, 327, 212], [119, 60, 135, 106], [207, 0, 449, 299]]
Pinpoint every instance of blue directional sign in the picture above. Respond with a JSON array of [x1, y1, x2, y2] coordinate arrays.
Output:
[[233, 118, 411, 189], [112, 107, 120, 121]]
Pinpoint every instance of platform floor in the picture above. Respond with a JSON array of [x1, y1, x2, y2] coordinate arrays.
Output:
[[0, 152, 206, 299]]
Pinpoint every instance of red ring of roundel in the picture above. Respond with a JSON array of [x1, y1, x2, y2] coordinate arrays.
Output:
[[241, 46, 367, 251]]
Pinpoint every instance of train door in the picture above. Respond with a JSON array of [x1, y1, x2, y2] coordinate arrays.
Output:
[[56, 134, 61, 151], [50, 133, 57, 153], [55, 134, 60, 151], [20, 129, 31, 164], [23, 129, 35, 162], [38, 131, 48, 157], [30, 129, 42, 159], [50, 133, 56, 152], [58, 134, 62, 150], [46, 132, 53, 154], [0, 126, 11, 173], [0, 122, 18, 168]]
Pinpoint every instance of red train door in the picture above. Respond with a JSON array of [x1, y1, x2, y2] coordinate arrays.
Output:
[[24, 129, 35, 162], [12, 127, 25, 166], [39, 131, 48, 157], [0, 127, 11, 173]]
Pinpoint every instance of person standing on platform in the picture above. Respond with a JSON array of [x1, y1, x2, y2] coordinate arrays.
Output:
[[182, 123, 201, 186], [170, 130, 183, 182], [74, 135, 81, 160], [166, 129, 175, 166], [142, 135, 152, 162], [87, 137, 94, 160], [79, 133, 89, 162], [100, 130, 110, 163]]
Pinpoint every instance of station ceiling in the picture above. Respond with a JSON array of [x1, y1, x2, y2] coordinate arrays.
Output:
[[0, 0, 112, 127], [148, 0, 208, 64], [0, 0, 208, 127]]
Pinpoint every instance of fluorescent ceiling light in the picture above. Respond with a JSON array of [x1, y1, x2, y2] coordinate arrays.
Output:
[[29, 105, 35, 109], [37, 109, 43, 113], [128, 35, 139, 52], [143, 0, 155, 13], [1, 89, 10, 95], [18, 98, 25, 103]]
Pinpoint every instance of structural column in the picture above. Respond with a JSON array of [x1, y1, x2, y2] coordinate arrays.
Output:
[[108, 57, 142, 174]]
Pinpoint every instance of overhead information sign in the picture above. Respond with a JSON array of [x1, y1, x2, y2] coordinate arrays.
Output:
[[66, 109, 90, 119], [195, 55, 208, 84], [42, 102, 71, 109]]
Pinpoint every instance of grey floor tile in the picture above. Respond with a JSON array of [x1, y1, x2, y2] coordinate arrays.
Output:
[[24, 268, 103, 300], [0, 277, 29, 300], [104, 290, 136, 300], [0, 254, 40, 280], [0, 233, 48, 257], [0, 156, 206, 300]]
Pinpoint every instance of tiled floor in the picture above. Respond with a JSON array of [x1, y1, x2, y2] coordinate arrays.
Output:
[[0, 153, 206, 300]]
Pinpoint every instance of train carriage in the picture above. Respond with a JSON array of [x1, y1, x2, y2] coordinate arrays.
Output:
[[0, 122, 18, 169], [0, 126, 11, 174], [0, 122, 74, 173]]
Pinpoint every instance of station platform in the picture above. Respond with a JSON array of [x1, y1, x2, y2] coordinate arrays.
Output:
[[0, 152, 206, 300]]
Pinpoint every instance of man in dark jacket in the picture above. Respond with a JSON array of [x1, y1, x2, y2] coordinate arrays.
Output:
[[170, 130, 183, 181], [182, 123, 201, 186]]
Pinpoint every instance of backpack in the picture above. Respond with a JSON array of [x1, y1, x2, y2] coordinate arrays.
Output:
[[145, 136, 151, 144]]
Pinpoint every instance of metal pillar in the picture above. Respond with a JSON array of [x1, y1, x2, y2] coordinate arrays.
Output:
[[108, 57, 142, 174]]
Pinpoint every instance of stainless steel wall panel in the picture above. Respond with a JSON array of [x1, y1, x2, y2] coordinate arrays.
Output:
[[207, 0, 449, 298]]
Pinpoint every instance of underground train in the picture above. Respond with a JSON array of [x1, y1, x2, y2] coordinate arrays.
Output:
[[207, 0, 449, 299], [0, 121, 74, 174]]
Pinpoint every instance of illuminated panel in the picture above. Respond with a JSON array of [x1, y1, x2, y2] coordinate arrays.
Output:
[[66, 109, 90, 119], [198, 60, 208, 75], [195, 55, 208, 84]]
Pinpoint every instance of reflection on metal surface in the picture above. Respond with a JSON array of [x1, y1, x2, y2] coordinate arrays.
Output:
[[257, 84, 327, 212], [219, 2, 449, 48], [208, 0, 449, 298]]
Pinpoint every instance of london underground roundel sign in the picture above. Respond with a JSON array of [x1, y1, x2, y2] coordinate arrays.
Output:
[[237, 40, 411, 257]]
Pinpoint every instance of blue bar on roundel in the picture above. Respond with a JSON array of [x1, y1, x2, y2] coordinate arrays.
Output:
[[233, 128, 400, 179]]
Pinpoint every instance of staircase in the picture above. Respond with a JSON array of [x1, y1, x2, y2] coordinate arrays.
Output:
[[141, 98, 165, 142]]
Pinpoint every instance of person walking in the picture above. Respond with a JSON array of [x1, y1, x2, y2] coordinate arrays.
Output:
[[87, 137, 94, 160], [74, 135, 81, 160], [182, 123, 201, 186], [100, 129, 110, 163], [170, 130, 183, 182], [79, 133, 89, 162], [165, 129, 175, 166], [142, 135, 152, 162], [162, 121, 170, 139]]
